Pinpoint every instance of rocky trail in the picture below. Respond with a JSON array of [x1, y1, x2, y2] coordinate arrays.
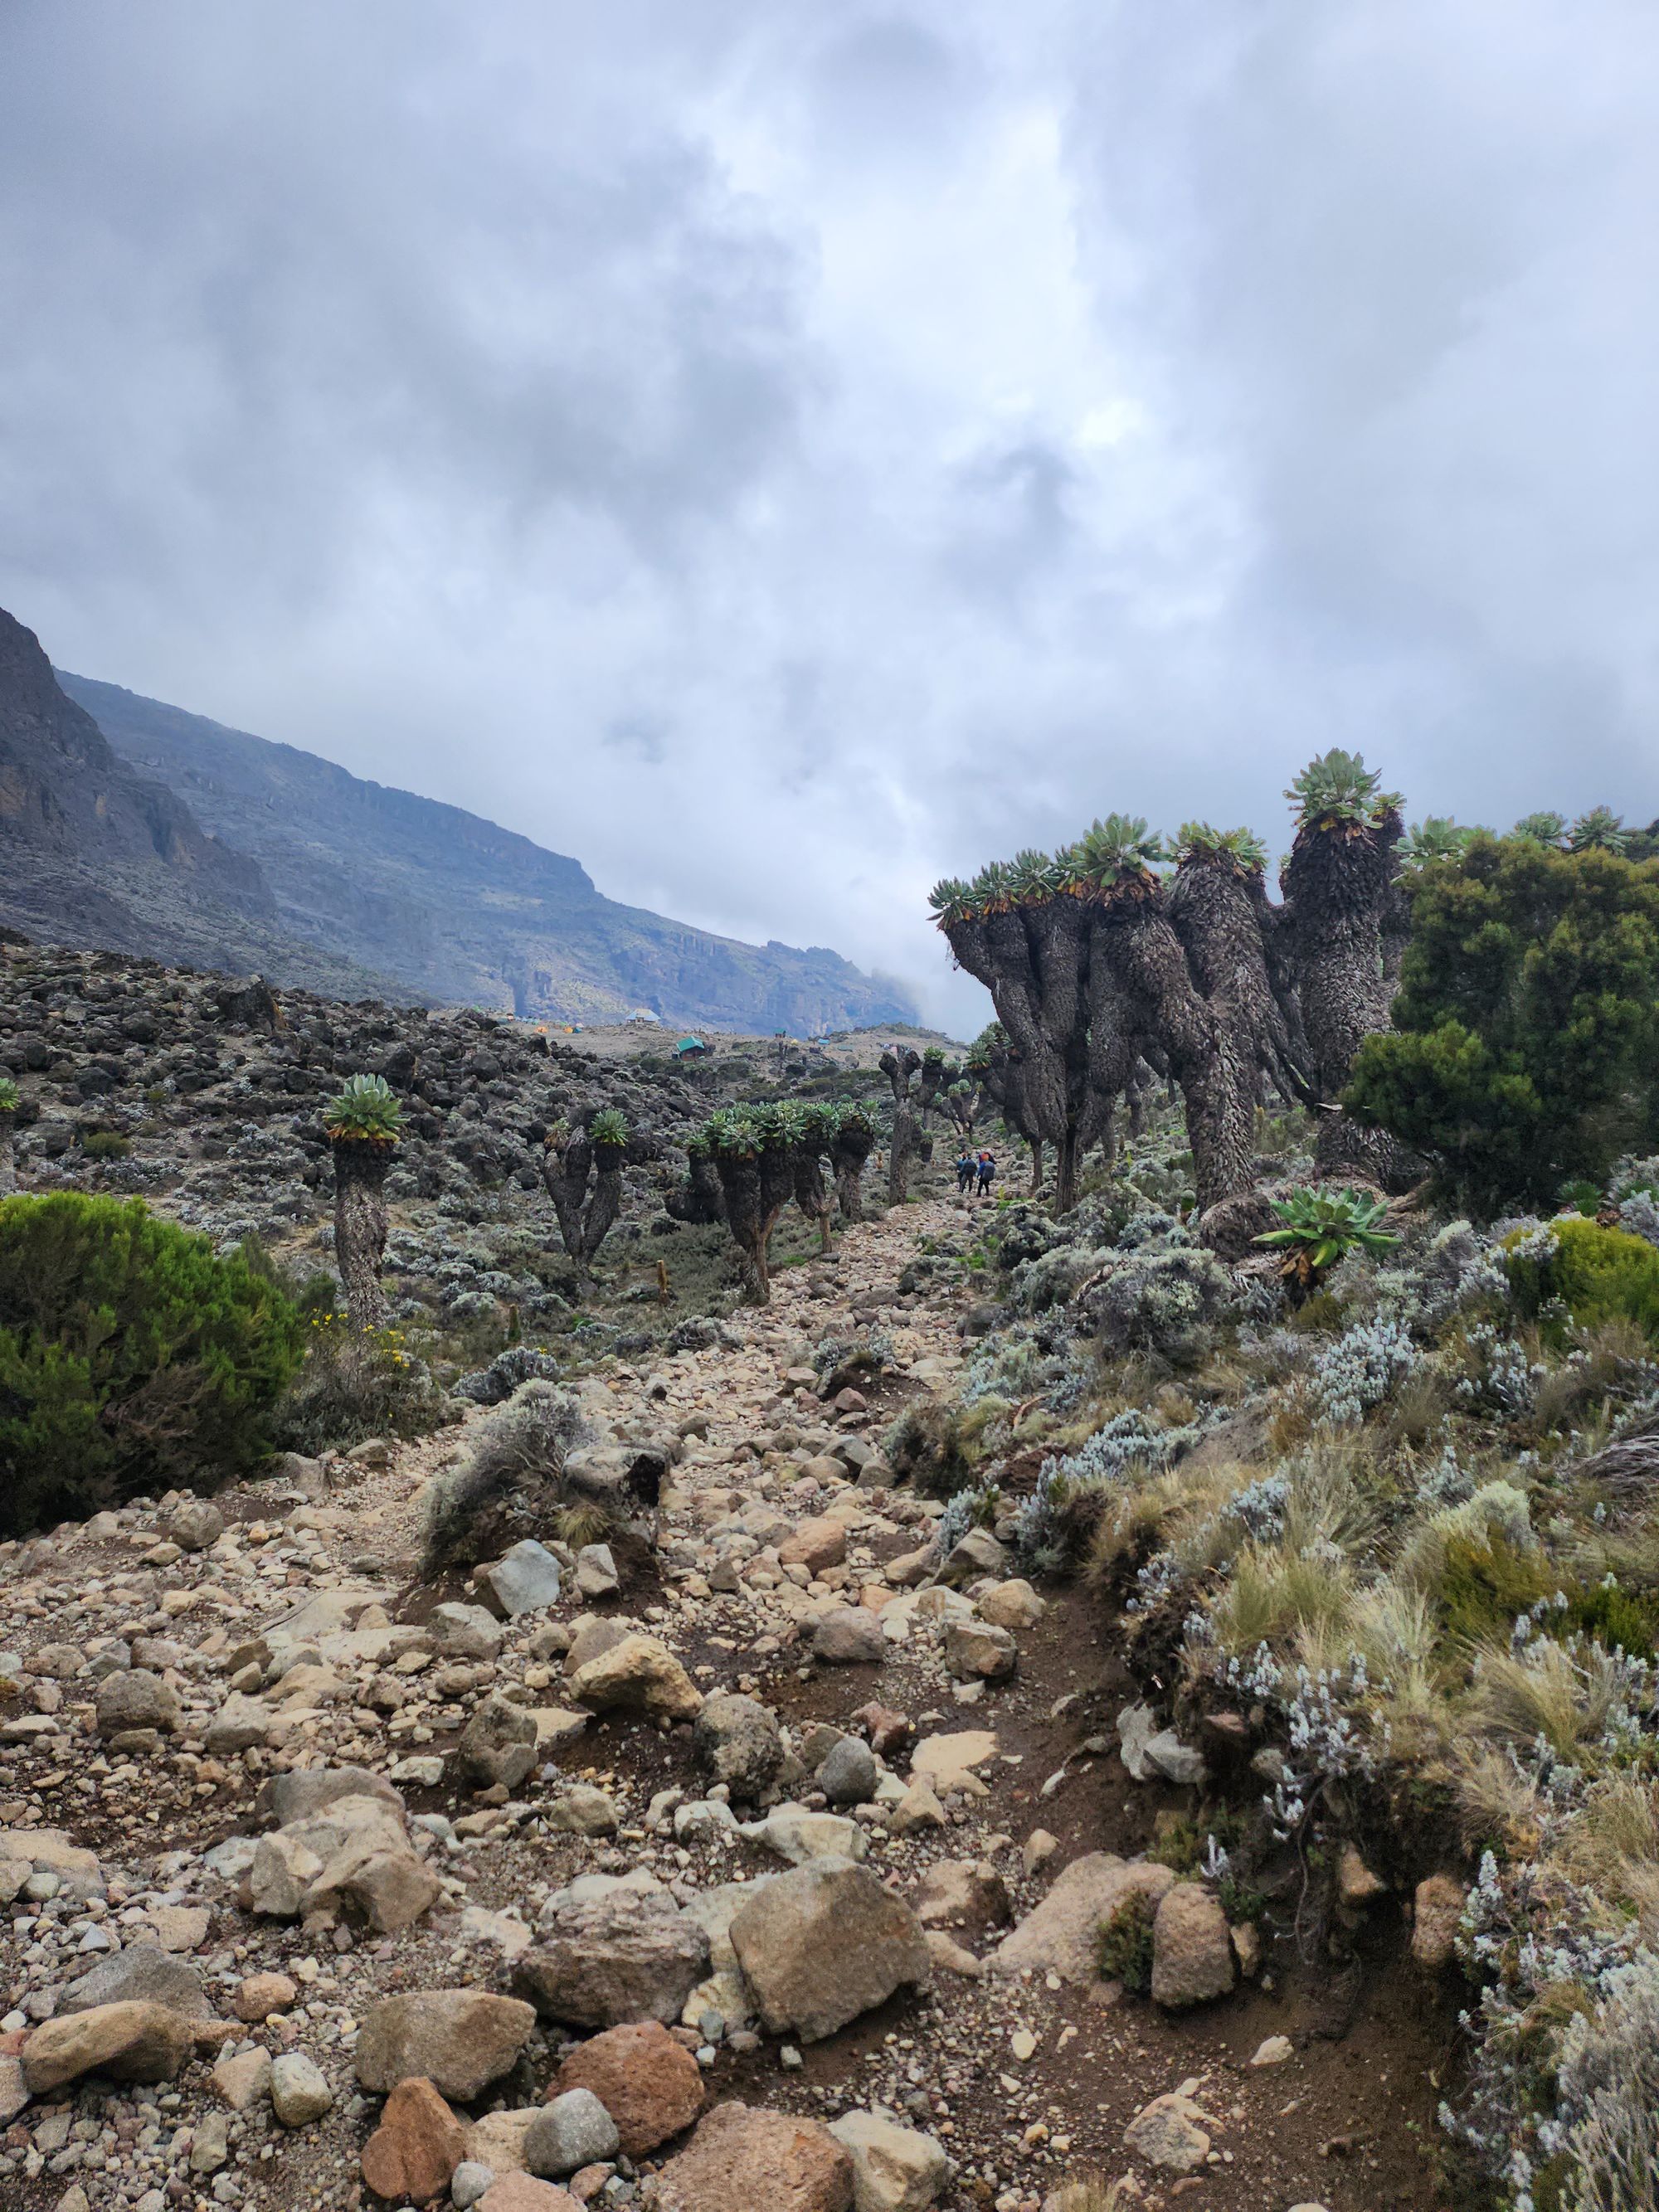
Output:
[[0, 1191, 1451, 2212]]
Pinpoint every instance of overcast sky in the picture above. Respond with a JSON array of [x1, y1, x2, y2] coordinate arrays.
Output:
[[3, 2, 1657, 1031]]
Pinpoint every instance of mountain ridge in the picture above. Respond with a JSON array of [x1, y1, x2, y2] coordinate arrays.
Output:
[[57, 667, 915, 1035]]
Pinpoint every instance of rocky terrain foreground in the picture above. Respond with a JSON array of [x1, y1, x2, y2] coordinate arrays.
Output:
[[0, 1193, 1448, 2212]]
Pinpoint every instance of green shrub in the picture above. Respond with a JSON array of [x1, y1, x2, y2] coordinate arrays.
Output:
[[0, 1077, 19, 1113], [882, 1400, 976, 1499], [1345, 838, 1659, 1213], [0, 1193, 304, 1535], [1096, 1892, 1156, 1993], [1504, 1218, 1659, 1341], [1438, 1532, 1555, 1645], [79, 1130, 131, 1161]]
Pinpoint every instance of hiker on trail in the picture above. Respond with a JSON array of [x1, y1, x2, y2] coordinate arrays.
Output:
[[955, 1149, 974, 1194], [975, 1150, 996, 1197]]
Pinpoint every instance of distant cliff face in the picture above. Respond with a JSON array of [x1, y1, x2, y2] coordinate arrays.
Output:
[[60, 670, 917, 1033], [0, 609, 401, 998]]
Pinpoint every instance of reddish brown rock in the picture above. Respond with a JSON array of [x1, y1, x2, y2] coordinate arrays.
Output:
[[654, 2102, 854, 2212], [361, 2076, 466, 2203], [553, 2020, 703, 2156], [778, 1518, 847, 1574]]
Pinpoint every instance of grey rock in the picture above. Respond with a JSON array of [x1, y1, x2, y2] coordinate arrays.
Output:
[[477, 1539, 564, 1619], [513, 1895, 710, 2029], [354, 1990, 537, 2101], [523, 2088, 621, 2177], [269, 2050, 333, 2127], [574, 1544, 620, 1599], [806, 1608, 888, 1665], [457, 1692, 538, 1790], [693, 1692, 784, 1801], [94, 1670, 178, 1739], [59, 1947, 208, 2020], [816, 1737, 878, 1806], [427, 1602, 504, 1660], [164, 1500, 225, 1552], [728, 1856, 932, 2042]]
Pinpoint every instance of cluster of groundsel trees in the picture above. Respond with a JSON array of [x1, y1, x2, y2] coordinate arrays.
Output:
[[931, 749, 1431, 1242], [932, 761, 1651, 1247], [674, 1100, 877, 1303]]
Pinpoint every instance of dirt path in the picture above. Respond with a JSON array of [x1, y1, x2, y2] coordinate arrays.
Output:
[[0, 1191, 1451, 2212]]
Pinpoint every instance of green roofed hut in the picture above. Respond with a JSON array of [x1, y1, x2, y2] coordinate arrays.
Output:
[[674, 1035, 709, 1057]]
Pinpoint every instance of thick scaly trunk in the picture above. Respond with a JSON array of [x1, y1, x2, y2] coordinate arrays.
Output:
[[332, 1137, 392, 1330], [542, 1133, 626, 1270], [1029, 1139, 1043, 1194], [1282, 809, 1410, 1182], [670, 1151, 723, 1225], [1169, 857, 1307, 1108], [0, 1112, 15, 1197], [1054, 1127, 1079, 1213], [1089, 889, 1257, 1220], [881, 1048, 924, 1204], [830, 1125, 872, 1223], [582, 1145, 625, 1262], [712, 1150, 773, 1306], [888, 1106, 918, 1203], [792, 1148, 834, 1255]]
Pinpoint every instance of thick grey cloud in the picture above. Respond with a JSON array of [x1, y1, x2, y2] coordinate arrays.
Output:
[[2, 0, 1656, 1033]]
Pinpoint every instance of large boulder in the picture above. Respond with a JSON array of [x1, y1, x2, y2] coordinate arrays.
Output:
[[729, 1859, 932, 2043], [806, 1609, 888, 1665], [428, 1602, 504, 1660], [989, 1855, 1174, 1985], [250, 1792, 440, 1934], [355, 1991, 538, 2102], [258, 1766, 404, 1825], [692, 1692, 784, 1799], [654, 2103, 854, 2212], [477, 1540, 564, 1619], [779, 1518, 848, 1574], [95, 1670, 178, 1738], [457, 1693, 540, 1790], [941, 1620, 1015, 1682], [552, 2020, 703, 2156], [564, 1634, 703, 1723], [1150, 1882, 1234, 2009], [59, 1947, 208, 2019], [513, 1895, 710, 2028], [22, 2001, 194, 2093]]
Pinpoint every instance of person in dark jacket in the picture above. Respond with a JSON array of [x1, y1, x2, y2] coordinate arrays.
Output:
[[975, 1150, 996, 1196], [955, 1150, 974, 1194]]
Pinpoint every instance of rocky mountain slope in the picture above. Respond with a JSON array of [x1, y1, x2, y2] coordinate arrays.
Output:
[[0, 610, 398, 1003], [58, 668, 916, 1035]]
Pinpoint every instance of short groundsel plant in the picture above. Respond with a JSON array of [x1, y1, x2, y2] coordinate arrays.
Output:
[[1255, 1184, 1398, 1296]]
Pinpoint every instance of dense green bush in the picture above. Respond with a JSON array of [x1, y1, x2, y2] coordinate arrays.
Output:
[[0, 1194, 304, 1535], [1345, 838, 1659, 1213], [1503, 1217, 1659, 1341]]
